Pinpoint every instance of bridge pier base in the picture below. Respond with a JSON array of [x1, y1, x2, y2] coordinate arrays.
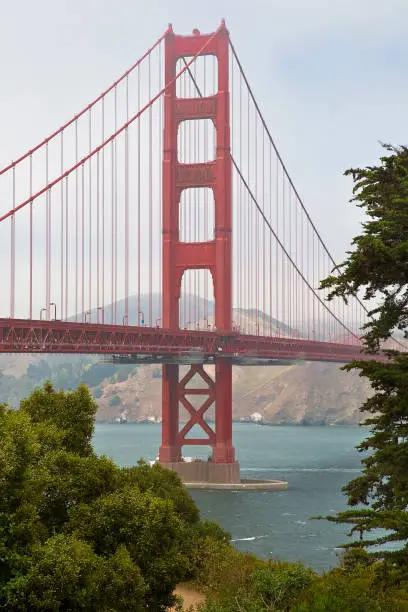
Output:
[[160, 460, 241, 485]]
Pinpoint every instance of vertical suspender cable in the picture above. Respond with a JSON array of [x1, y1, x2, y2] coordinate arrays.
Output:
[[46, 143, 51, 319], [60, 132, 64, 320], [89, 109, 92, 318], [148, 53, 153, 327], [29, 155, 33, 320], [282, 169, 285, 335], [307, 220, 310, 339], [269, 142, 272, 336], [114, 87, 118, 323], [102, 98, 105, 322], [312, 231, 316, 339], [75, 122, 79, 321], [246, 87, 250, 320], [288, 186, 292, 335], [97, 150, 100, 322], [295, 189, 298, 337], [10, 167, 15, 318], [125, 75, 130, 324], [81, 163, 85, 321], [65, 176, 68, 320], [254, 102, 259, 331], [137, 65, 141, 325], [111, 139, 115, 324], [262, 127, 266, 334], [275, 157, 279, 334]]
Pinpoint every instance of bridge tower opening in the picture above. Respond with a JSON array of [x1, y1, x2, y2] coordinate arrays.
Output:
[[159, 23, 240, 483]]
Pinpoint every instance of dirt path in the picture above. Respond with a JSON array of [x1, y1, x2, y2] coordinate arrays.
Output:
[[172, 584, 205, 610]]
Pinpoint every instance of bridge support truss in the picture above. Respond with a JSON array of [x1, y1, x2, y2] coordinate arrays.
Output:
[[159, 23, 238, 480]]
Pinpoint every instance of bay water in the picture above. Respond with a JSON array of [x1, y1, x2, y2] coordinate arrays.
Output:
[[93, 422, 366, 572]]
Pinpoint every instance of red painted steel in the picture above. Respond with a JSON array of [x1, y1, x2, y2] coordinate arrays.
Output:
[[177, 365, 216, 446], [160, 23, 235, 463]]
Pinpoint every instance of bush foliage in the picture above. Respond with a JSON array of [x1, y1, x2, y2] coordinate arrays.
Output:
[[0, 382, 225, 611]]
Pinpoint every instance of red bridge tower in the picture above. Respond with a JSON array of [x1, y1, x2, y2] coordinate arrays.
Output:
[[159, 23, 240, 483]]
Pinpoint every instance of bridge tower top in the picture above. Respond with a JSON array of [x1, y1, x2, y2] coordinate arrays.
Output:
[[161, 22, 232, 333]]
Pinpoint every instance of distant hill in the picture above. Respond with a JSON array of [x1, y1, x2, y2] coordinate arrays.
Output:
[[68, 293, 295, 336]]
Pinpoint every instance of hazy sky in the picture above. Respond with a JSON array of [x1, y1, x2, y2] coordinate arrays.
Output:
[[1, 0, 407, 264]]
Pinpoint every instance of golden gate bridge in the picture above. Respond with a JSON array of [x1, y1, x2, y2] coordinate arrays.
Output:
[[0, 22, 401, 481]]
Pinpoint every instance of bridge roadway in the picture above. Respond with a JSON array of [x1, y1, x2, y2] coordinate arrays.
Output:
[[0, 318, 383, 364]]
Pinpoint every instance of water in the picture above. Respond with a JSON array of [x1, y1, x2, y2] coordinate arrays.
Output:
[[93, 422, 366, 571]]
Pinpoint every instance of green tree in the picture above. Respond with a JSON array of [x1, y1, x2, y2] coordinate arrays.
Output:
[[20, 381, 97, 456], [4, 535, 146, 612], [118, 461, 200, 524], [0, 382, 205, 610], [321, 144, 408, 576], [321, 144, 408, 353], [68, 488, 190, 609]]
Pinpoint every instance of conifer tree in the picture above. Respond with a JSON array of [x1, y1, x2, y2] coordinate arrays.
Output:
[[321, 145, 408, 576]]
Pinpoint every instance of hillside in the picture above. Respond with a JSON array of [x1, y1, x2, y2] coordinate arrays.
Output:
[[94, 360, 369, 425], [0, 355, 369, 425]]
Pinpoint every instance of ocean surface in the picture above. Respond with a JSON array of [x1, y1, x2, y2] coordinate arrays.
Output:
[[93, 422, 366, 572]]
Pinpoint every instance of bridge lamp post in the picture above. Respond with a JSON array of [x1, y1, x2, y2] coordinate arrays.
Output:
[[39, 307, 47, 321], [49, 302, 57, 321], [84, 310, 92, 323], [96, 307, 104, 324]]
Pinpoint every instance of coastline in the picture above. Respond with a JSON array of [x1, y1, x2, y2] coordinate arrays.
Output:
[[94, 419, 363, 428]]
